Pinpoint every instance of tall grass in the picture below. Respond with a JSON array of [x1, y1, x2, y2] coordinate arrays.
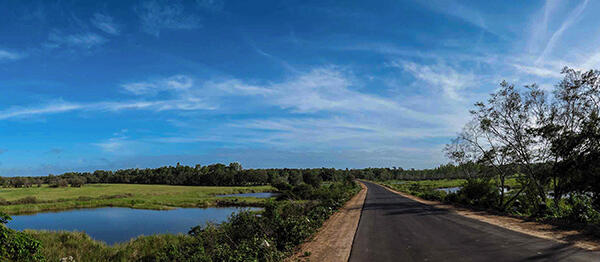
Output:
[[27, 230, 193, 262]]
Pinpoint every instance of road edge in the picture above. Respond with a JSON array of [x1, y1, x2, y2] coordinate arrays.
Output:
[[286, 181, 368, 262], [374, 181, 600, 251]]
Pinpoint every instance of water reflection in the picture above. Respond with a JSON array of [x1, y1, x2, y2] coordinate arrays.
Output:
[[8, 207, 259, 244]]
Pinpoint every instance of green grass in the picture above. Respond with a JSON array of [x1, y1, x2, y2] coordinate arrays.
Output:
[[0, 184, 275, 215], [26, 230, 194, 262]]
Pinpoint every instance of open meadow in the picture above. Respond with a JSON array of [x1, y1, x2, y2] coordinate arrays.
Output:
[[0, 184, 275, 215]]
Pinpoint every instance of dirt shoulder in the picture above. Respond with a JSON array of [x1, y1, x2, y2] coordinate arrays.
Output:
[[287, 182, 368, 262], [377, 182, 600, 251]]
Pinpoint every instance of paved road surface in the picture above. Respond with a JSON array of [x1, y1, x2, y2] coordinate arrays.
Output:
[[349, 181, 600, 262]]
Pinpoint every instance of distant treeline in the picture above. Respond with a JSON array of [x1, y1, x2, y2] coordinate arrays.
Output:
[[0, 162, 471, 188]]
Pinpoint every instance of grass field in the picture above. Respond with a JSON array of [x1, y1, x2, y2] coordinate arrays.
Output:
[[0, 184, 275, 215]]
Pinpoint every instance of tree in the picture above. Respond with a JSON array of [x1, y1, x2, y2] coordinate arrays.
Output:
[[69, 177, 86, 187], [303, 171, 322, 188], [49, 178, 68, 188], [535, 68, 600, 208]]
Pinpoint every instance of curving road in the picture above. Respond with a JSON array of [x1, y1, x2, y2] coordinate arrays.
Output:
[[349, 181, 600, 262]]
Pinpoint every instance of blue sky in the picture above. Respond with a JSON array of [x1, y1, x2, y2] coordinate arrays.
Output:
[[1, 0, 599, 176]]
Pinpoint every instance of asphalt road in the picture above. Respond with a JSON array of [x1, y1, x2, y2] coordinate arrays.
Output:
[[349, 181, 600, 262]]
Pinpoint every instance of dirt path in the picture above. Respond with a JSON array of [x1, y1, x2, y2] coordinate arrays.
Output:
[[378, 182, 600, 251], [287, 182, 367, 262]]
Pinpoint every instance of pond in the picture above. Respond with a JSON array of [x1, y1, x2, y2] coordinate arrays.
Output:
[[216, 192, 280, 198], [435, 187, 461, 194], [7, 207, 260, 245], [435, 187, 511, 194]]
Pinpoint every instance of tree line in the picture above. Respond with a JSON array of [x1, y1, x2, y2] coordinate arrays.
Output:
[[0, 163, 474, 189]]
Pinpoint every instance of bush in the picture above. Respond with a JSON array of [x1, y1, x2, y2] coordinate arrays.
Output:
[[417, 190, 447, 201], [49, 178, 69, 188], [69, 177, 86, 188], [454, 179, 498, 208], [560, 194, 600, 224], [12, 196, 38, 205], [0, 212, 44, 261]]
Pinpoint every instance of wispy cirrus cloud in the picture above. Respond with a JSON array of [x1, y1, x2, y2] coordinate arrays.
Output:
[[0, 101, 83, 120], [91, 13, 120, 35], [391, 61, 477, 101], [136, 0, 202, 37], [534, 0, 589, 64], [210, 67, 402, 113], [0, 67, 467, 166], [46, 31, 107, 49], [122, 75, 193, 95], [150, 67, 465, 157], [0, 98, 213, 121], [511, 63, 562, 78], [0, 75, 214, 121], [94, 129, 138, 154], [0, 49, 25, 61]]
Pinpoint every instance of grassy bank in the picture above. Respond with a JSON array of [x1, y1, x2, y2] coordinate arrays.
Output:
[[26, 230, 194, 262], [0, 184, 275, 215]]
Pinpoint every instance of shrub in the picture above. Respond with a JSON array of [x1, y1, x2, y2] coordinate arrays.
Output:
[[0, 212, 44, 261], [418, 190, 447, 201], [454, 179, 498, 208], [13, 196, 38, 205], [563, 195, 600, 224], [49, 178, 69, 188], [69, 177, 86, 188]]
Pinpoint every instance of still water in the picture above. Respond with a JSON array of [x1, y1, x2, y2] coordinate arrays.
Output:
[[8, 207, 259, 244], [435, 187, 462, 194], [216, 192, 279, 198]]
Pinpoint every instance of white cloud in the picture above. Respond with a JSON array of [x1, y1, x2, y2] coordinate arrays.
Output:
[[535, 0, 589, 64], [149, 68, 467, 157], [93, 133, 139, 155], [122, 75, 193, 95], [413, 0, 501, 38], [211, 67, 402, 113], [394, 61, 476, 101], [0, 49, 25, 61], [0, 101, 83, 120], [527, 0, 560, 54], [511, 64, 562, 78], [91, 13, 120, 35], [0, 68, 467, 165], [95, 138, 124, 153], [206, 79, 274, 96], [0, 98, 213, 121], [234, 117, 456, 146], [47, 31, 107, 49], [581, 51, 600, 70], [136, 0, 202, 37]]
